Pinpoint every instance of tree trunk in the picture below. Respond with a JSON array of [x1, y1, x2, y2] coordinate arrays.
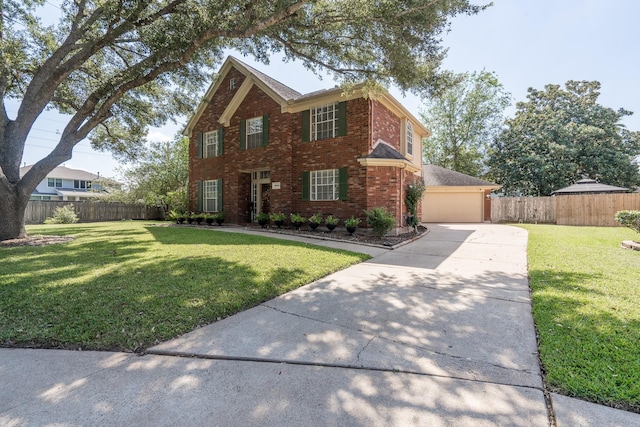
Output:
[[0, 184, 29, 241]]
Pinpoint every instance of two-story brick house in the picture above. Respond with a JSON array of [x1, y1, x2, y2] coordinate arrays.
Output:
[[185, 56, 428, 229]]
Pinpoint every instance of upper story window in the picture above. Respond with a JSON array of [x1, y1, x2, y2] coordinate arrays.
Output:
[[198, 129, 223, 158], [302, 102, 347, 142], [311, 103, 339, 141], [229, 78, 236, 90], [246, 116, 263, 149], [74, 180, 91, 189], [47, 178, 62, 188], [204, 130, 219, 158], [240, 115, 269, 150], [406, 120, 414, 156]]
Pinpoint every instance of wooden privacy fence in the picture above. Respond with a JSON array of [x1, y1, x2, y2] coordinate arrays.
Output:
[[24, 201, 163, 224], [491, 193, 640, 226]]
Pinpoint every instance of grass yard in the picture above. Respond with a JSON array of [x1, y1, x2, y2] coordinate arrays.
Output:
[[0, 221, 369, 352], [519, 224, 640, 412]]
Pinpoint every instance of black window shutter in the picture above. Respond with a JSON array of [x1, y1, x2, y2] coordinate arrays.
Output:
[[218, 128, 223, 156], [262, 114, 269, 147], [198, 133, 203, 158], [302, 171, 310, 201], [239, 119, 246, 150], [337, 102, 347, 136], [338, 167, 348, 200], [302, 110, 310, 142], [217, 178, 223, 212], [197, 180, 203, 211]]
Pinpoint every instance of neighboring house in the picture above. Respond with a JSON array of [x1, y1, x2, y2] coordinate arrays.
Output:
[[421, 164, 501, 223], [184, 56, 428, 229], [20, 165, 115, 201], [551, 177, 629, 195]]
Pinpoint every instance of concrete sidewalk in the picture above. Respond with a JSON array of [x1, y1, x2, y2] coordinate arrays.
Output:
[[1, 224, 638, 426]]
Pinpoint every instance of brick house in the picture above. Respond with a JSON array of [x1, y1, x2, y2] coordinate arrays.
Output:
[[184, 56, 428, 230]]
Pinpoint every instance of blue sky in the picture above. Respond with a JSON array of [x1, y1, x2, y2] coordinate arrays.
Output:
[[15, 0, 640, 179]]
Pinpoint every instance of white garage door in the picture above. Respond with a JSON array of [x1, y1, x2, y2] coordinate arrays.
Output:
[[422, 191, 484, 223]]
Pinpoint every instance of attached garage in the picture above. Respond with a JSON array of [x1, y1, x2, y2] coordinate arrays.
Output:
[[421, 165, 501, 223]]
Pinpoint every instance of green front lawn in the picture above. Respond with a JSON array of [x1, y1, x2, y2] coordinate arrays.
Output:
[[520, 224, 640, 412], [0, 221, 369, 352]]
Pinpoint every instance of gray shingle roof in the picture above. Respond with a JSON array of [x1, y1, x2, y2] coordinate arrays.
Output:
[[233, 57, 302, 101], [423, 164, 499, 187], [20, 165, 99, 181], [552, 178, 629, 194], [362, 143, 407, 160]]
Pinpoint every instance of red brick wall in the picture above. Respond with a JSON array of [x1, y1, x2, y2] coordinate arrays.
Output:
[[291, 97, 370, 221], [371, 100, 401, 150], [189, 68, 247, 213]]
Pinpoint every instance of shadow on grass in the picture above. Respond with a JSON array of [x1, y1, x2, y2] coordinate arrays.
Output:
[[0, 224, 354, 353], [529, 269, 640, 413]]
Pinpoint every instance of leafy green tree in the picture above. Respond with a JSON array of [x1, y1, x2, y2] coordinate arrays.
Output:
[[421, 70, 510, 177], [488, 81, 640, 196], [114, 134, 189, 212], [0, 0, 486, 241]]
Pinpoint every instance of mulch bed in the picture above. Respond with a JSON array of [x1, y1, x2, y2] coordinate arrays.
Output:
[[244, 224, 428, 248]]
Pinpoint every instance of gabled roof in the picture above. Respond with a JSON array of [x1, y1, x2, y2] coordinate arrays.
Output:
[[20, 165, 99, 181], [552, 178, 629, 195], [184, 56, 430, 137], [236, 58, 302, 101], [423, 164, 500, 188]]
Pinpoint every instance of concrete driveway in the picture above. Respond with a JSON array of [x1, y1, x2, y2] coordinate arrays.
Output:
[[2, 224, 638, 426]]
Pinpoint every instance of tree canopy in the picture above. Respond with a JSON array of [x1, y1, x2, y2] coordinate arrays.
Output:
[[0, 0, 487, 241], [111, 134, 189, 212], [488, 81, 640, 196], [421, 70, 510, 177]]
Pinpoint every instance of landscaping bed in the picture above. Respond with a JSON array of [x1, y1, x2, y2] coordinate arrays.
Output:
[[243, 223, 429, 248]]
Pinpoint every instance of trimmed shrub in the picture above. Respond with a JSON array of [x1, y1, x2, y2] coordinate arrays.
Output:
[[44, 205, 79, 224], [614, 210, 640, 234], [365, 207, 395, 238]]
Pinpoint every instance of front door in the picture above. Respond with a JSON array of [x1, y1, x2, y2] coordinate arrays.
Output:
[[250, 170, 271, 221]]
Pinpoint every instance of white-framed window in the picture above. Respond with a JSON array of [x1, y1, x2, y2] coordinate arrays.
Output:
[[229, 77, 236, 90], [74, 180, 91, 189], [406, 120, 414, 156], [311, 169, 339, 201], [203, 180, 218, 212], [204, 130, 219, 158], [311, 103, 339, 141], [47, 178, 62, 188], [246, 117, 263, 149]]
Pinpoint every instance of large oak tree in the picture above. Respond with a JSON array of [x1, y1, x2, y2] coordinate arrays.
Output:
[[488, 81, 640, 196], [0, 0, 486, 241]]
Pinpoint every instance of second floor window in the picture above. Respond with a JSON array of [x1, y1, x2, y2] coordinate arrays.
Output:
[[302, 101, 346, 142], [74, 180, 91, 189], [406, 121, 414, 156], [204, 131, 219, 158], [311, 103, 339, 141], [48, 178, 62, 188], [246, 117, 263, 149]]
